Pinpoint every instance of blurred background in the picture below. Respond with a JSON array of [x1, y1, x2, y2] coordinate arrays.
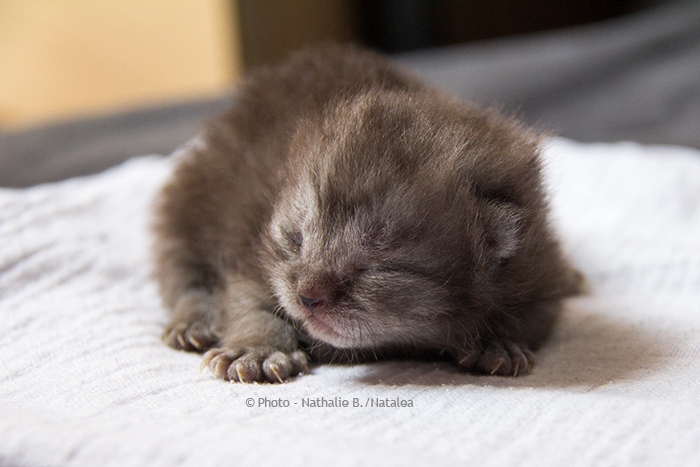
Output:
[[0, 0, 240, 128], [0, 0, 672, 129], [1, 0, 698, 187]]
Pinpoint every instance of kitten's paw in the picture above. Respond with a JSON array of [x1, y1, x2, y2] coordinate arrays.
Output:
[[456, 341, 536, 377], [200, 347, 309, 383], [162, 321, 219, 352]]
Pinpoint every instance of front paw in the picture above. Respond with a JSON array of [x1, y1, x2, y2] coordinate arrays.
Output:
[[455, 340, 536, 377], [201, 347, 309, 383], [162, 320, 219, 352]]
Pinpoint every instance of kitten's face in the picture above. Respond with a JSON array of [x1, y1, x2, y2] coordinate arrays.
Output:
[[262, 91, 521, 350], [265, 188, 458, 349], [265, 192, 461, 349]]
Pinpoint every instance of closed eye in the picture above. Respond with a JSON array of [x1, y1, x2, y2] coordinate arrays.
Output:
[[373, 261, 433, 280], [284, 231, 303, 253]]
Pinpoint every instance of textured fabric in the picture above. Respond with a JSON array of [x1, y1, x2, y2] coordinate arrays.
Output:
[[0, 97, 230, 188], [1, 139, 700, 467]]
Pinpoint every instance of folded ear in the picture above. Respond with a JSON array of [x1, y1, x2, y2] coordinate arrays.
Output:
[[485, 202, 523, 262]]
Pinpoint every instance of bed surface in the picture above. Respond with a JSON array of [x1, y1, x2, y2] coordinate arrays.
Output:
[[2, 1, 700, 466], [2, 138, 700, 466]]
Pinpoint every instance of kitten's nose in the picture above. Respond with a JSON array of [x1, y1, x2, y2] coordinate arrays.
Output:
[[298, 293, 325, 310]]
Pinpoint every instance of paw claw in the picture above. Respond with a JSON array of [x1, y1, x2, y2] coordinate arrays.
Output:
[[214, 356, 232, 379], [455, 341, 535, 377], [163, 321, 219, 353], [489, 358, 505, 375], [187, 334, 204, 350], [458, 351, 478, 367], [200, 349, 217, 369], [201, 347, 308, 383], [232, 356, 264, 383], [201, 349, 242, 380], [269, 366, 283, 383], [176, 333, 187, 349]]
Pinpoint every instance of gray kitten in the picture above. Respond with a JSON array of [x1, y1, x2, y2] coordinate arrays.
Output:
[[153, 45, 581, 383]]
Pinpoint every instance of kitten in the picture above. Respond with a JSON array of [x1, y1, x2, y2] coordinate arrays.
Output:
[[153, 44, 581, 383]]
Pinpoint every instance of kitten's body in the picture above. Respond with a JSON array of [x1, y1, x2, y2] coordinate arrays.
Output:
[[153, 45, 580, 383]]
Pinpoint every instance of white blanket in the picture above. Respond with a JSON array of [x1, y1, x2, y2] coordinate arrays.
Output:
[[1, 138, 700, 467]]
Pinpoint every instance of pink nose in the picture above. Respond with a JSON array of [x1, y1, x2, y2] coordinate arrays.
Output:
[[298, 293, 324, 310]]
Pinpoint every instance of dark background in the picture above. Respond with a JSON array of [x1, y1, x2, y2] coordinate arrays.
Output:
[[238, 0, 673, 67], [358, 0, 655, 52]]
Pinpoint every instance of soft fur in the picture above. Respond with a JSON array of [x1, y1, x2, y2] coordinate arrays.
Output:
[[152, 45, 581, 383]]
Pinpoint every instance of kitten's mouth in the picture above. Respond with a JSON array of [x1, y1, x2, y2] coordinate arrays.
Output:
[[296, 307, 354, 346], [303, 312, 342, 339]]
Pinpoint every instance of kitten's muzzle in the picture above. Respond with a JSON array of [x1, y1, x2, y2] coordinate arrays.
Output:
[[298, 292, 325, 311], [296, 274, 336, 312]]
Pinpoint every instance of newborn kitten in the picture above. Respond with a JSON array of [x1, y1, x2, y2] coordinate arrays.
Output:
[[153, 44, 581, 383]]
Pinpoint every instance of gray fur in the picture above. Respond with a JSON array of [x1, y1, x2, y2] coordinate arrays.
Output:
[[153, 45, 581, 383]]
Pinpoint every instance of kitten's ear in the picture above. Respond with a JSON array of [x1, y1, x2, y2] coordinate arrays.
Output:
[[486, 203, 523, 262]]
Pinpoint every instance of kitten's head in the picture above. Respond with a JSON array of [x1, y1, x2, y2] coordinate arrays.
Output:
[[262, 89, 541, 351]]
